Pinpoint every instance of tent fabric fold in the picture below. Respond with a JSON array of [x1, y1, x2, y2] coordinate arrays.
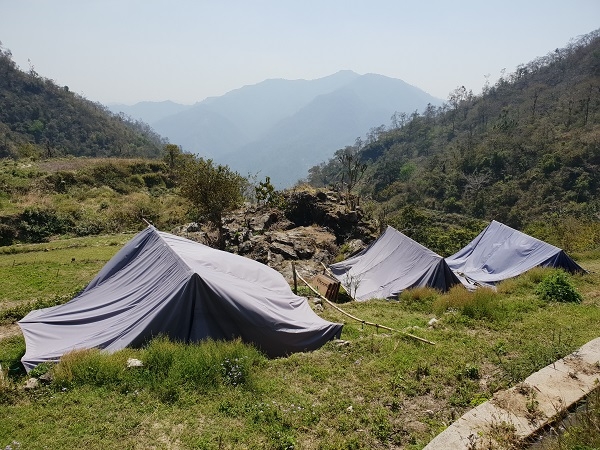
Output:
[[18, 226, 342, 371], [445, 220, 585, 288], [328, 226, 460, 301]]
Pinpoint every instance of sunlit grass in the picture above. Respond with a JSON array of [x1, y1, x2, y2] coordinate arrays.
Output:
[[0, 242, 599, 448], [0, 234, 132, 305]]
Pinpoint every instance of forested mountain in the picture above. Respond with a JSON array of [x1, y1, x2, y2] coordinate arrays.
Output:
[[308, 29, 600, 232], [132, 70, 441, 187], [0, 44, 165, 159]]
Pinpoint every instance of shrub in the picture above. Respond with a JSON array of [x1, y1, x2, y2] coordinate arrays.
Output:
[[141, 172, 165, 189], [127, 174, 145, 188], [0, 222, 18, 246], [73, 216, 107, 237], [106, 193, 159, 230], [535, 270, 582, 303], [18, 207, 73, 242], [496, 267, 549, 294]]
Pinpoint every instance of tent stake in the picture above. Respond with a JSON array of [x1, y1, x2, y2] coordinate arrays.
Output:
[[294, 269, 435, 345]]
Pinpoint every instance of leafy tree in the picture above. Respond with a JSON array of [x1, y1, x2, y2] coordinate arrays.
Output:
[[163, 144, 194, 184], [178, 156, 245, 249]]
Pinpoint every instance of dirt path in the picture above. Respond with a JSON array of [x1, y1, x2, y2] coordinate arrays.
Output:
[[0, 323, 21, 341]]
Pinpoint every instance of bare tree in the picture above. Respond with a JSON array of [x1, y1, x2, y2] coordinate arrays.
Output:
[[336, 138, 367, 210]]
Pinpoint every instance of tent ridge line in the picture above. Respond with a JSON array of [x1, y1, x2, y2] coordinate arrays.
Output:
[[151, 225, 202, 276]]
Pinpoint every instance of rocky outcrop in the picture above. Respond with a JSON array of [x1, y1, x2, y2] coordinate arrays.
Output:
[[284, 190, 375, 244], [173, 189, 378, 282]]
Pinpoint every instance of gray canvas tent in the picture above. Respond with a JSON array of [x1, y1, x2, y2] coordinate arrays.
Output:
[[445, 220, 585, 288], [329, 226, 460, 301], [18, 226, 342, 371]]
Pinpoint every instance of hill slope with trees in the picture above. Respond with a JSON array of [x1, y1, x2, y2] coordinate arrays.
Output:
[[0, 43, 165, 160], [307, 29, 600, 251]]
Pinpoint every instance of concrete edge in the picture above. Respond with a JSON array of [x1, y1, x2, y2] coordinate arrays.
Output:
[[423, 337, 600, 449]]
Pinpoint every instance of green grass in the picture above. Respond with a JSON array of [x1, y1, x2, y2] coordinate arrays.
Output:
[[1, 239, 599, 449], [0, 234, 132, 306]]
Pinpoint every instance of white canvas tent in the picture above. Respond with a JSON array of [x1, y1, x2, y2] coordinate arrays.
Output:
[[445, 220, 585, 288], [18, 226, 342, 371], [329, 226, 460, 301]]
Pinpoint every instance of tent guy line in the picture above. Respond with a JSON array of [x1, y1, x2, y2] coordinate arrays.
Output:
[[294, 268, 435, 345]]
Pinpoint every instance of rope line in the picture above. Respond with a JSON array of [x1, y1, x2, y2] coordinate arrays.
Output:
[[294, 269, 435, 345]]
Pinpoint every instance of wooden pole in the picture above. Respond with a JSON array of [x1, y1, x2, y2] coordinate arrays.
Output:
[[320, 262, 335, 277], [292, 261, 297, 294], [294, 269, 435, 345]]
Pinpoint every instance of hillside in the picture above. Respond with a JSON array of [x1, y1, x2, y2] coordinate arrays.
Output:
[[0, 44, 165, 160], [308, 29, 600, 243], [0, 158, 187, 246]]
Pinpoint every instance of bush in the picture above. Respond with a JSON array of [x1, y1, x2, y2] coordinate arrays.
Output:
[[126, 174, 145, 188], [18, 207, 73, 242], [496, 267, 549, 294], [141, 172, 165, 189], [0, 222, 18, 246], [535, 270, 582, 303]]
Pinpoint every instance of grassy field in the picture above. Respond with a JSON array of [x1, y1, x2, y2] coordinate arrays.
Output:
[[0, 234, 599, 449], [0, 233, 133, 309]]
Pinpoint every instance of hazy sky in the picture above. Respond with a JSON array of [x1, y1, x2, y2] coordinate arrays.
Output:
[[1, 1, 599, 105]]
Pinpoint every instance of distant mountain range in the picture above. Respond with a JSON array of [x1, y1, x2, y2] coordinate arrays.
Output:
[[108, 70, 442, 187]]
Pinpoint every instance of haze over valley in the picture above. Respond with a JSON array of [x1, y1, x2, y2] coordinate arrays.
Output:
[[109, 71, 442, 187]]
